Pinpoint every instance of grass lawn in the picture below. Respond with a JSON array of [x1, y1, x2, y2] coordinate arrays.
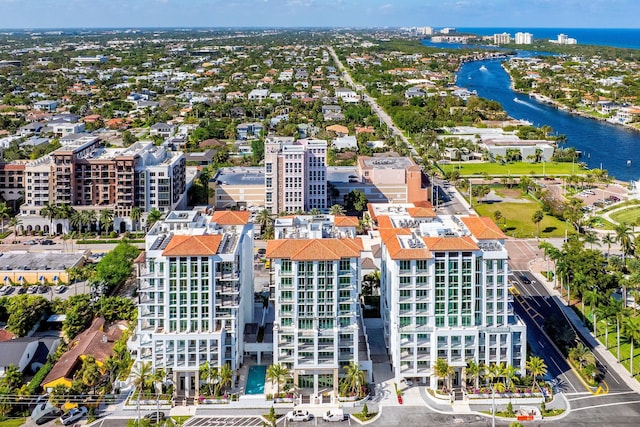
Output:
[[587, 216, 617, 231], [0, 419, 26, 427], [440, 161, 588, 177], [610, 207, 640, 225], [576, 304, 640, 381], [473, 199, 570, 238]]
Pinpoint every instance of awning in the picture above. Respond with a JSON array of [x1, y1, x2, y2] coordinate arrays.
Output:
[[3, 276, 8, 281], [39, 276, 44, 282], [17, 276, 22, 282], [53, 276, 58, 282]]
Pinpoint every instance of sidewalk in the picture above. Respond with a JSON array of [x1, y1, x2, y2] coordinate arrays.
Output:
[[528, 258, 640, 394]]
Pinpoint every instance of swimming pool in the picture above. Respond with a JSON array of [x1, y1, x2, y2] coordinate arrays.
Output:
[[245, 365, 267, 395]]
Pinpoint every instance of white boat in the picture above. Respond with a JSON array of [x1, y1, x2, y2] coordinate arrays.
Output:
[[479, 65, 488, 71]]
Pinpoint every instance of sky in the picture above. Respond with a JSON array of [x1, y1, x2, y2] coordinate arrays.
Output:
[[0, 0, 639, 29]]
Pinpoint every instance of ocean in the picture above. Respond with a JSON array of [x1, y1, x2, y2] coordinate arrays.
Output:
[[453, 28, 640, 50]]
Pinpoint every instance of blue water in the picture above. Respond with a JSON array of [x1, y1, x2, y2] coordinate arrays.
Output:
[[455, 58, 640, 182], [245, 365, 267, 395], [456, 28, 640, 50]]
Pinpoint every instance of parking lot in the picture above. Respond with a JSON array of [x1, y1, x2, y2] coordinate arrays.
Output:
[[184, 416, 266, 427]]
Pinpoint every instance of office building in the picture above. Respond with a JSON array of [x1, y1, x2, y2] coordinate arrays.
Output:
[[133, 209, 254, 397], [267, 214, 372, 398], [370, 203, 526, 389], [264, 136, 327, 214]]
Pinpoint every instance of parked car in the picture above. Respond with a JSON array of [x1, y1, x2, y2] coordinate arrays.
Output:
[[23, 240, 37, 245], [54, 285, 67, 294], [60, 407, 88, 426], [27, 286, 38, 294], [323, 409, 348, 422], [143, 412, 166, 424], [40, 239, 55, 245], [286, 410, 312, 422], [16, 287, 26, 294], [0, 286, 9, 295]]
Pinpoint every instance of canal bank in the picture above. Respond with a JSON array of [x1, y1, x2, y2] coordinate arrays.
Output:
[[456, 58, 640, 182]]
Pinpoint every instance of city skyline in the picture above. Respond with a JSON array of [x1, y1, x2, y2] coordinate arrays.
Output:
[[0, 0, 639, 30]]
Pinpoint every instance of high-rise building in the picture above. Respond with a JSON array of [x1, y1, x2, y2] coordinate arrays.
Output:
[[133, 209, 254, 398], [493, 32, 511, 45], [515, 32, 534, 45], [267, 214, 372, 398], [264, 136, 327, 214], [371, 203, 526, 389]]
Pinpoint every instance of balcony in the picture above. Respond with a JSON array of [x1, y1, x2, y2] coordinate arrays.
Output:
[[215, 270, 239, 280]]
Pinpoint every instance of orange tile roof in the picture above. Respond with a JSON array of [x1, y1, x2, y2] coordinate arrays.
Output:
[[211, 210, 251, 225], [266, 238, 363, 261], [407, 206, 437, 218], [379, 227, 431, 260], [162, 235, 223, 256], [423, 235, 479, 251], [334, 216, 359, 227], [461, 216, 506, 240], [376, 215, 395, 229]]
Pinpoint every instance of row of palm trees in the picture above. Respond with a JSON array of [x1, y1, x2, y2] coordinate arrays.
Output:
[[33, 202, 164, 235], [265, 362, 366, 398], [434, 357, 548, 394]]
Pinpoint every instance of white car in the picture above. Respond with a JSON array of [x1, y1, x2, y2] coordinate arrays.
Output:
[[286, 409, 312, 422], [60, 406, 87, 425]]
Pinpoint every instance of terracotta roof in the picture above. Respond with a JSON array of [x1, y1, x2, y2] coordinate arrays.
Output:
[[43, 318, 125, 387], [0, 329, 15, 342], [376, 215, 395, 229], [423, 235, 479, 251], [461, 216, 506, 240], [211, 210, 250, 225], [134, 251, 146, 264], [334, 216, 359, 227], [407, 206, 437, 218], [162, 235, 223, 256], [379, 227, 431, 260], [266, 238, 363, 261]]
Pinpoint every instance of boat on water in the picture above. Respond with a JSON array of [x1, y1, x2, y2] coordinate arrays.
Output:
[[479, 65, 487, 71], [513, 97, 520, 103]]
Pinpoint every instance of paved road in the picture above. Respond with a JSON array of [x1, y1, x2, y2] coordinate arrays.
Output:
[[326, 46, 418, 158]]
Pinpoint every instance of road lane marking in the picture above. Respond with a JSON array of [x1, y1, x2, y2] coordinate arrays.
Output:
[[570, 400, 640, 412], [548, 356, 578, 393]]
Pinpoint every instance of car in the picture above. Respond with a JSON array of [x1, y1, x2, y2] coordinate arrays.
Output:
[[23, 240, 37, 245], [54, 285, 67, 294], [143, 412, 166, 424], [519, 275, 531, 284], [40, 239, 55, 245], [16, 287, 26, 294], [323, 409, 348, 422], [60, 406, 87, 426], [257, 248, 266, 255], [286, 410, 312, 422], [0, 286, 9, 295], [27, 286, 38, 294]]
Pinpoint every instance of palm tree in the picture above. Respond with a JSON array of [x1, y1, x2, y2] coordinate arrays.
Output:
[[614, 222, 634, 265], [526, 356, 547, 392], [131, 361, 152, 425], [8, 216, 21, 239], [340, 362, 366, 397], [465, 359, 481, 389], [569, 342, 596, 369], [595, 303, 613, 349], [582, 230, 600, 250], [266, 363, 289, 396], [55, 204, 73, 234], [602, 233, 615, 258], [146, 208, 163, 230], [434, 358, 453, 393], [256, 208, 274, 240], [622, 316, 640, 378], [582, 288, 600, 322], [130, 207, 142, 232], [308, 208, 321, 216], [99, 209, 114, 235], [85, 210, 97, 233], [329, 204, 346, 216], [611, 297, 626, 362], [39, 202, 57, 235], [532, 210, 544, 237], [503, 364, 519, 391], [218, 363, 233, 395], [69, 210, 84, 232], [199, 362, 219, 396]]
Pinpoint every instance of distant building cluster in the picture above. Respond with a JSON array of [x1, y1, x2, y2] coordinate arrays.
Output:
[[493, 32, 534, 45], [554, 33, 578, 45]]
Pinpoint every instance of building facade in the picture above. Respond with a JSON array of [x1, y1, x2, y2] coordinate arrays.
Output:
[[264, 136, 327, 214], [267, 214, 372, 398], [371, 203, 526, 389], [133, 209, 254, 397]]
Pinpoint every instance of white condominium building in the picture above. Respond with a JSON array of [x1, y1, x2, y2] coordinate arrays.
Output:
[[267, 214, 372, 398], [264, 136, 327, 214], [371, 203, 526, 389], [133, 209, 254, 397], [493, 32, 511, 45], [515, 32, 534, 45]]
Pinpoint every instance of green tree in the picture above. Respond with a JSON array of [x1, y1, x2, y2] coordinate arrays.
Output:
[[146, 208, 163, 230], [266, 363, 289, 396], [93, 242, 139, 293], [0, 364, 22, 391], [99, 209, 114, 235], [39, 202, 58, 235], [614, 222, 634, 265], [344, 190, 368, 215], [526, 356, 548, 392], [256, 209, 274, 240], [80, 356, 102, 394], [130, 207, 142, 232], [329, 204, 346, 216], [622, 316, 640, 378], [63, 294, 93, 339], [340, 362, 365, 397], [0, 202, 10, 233], [569, 342, 596, 369], [465, 359, 481, 389], [434, 358, 453, 392], [532, 209, 544, 237]]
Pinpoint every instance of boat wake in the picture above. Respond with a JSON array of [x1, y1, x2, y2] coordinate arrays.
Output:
[[514, 98, 543, 112]]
